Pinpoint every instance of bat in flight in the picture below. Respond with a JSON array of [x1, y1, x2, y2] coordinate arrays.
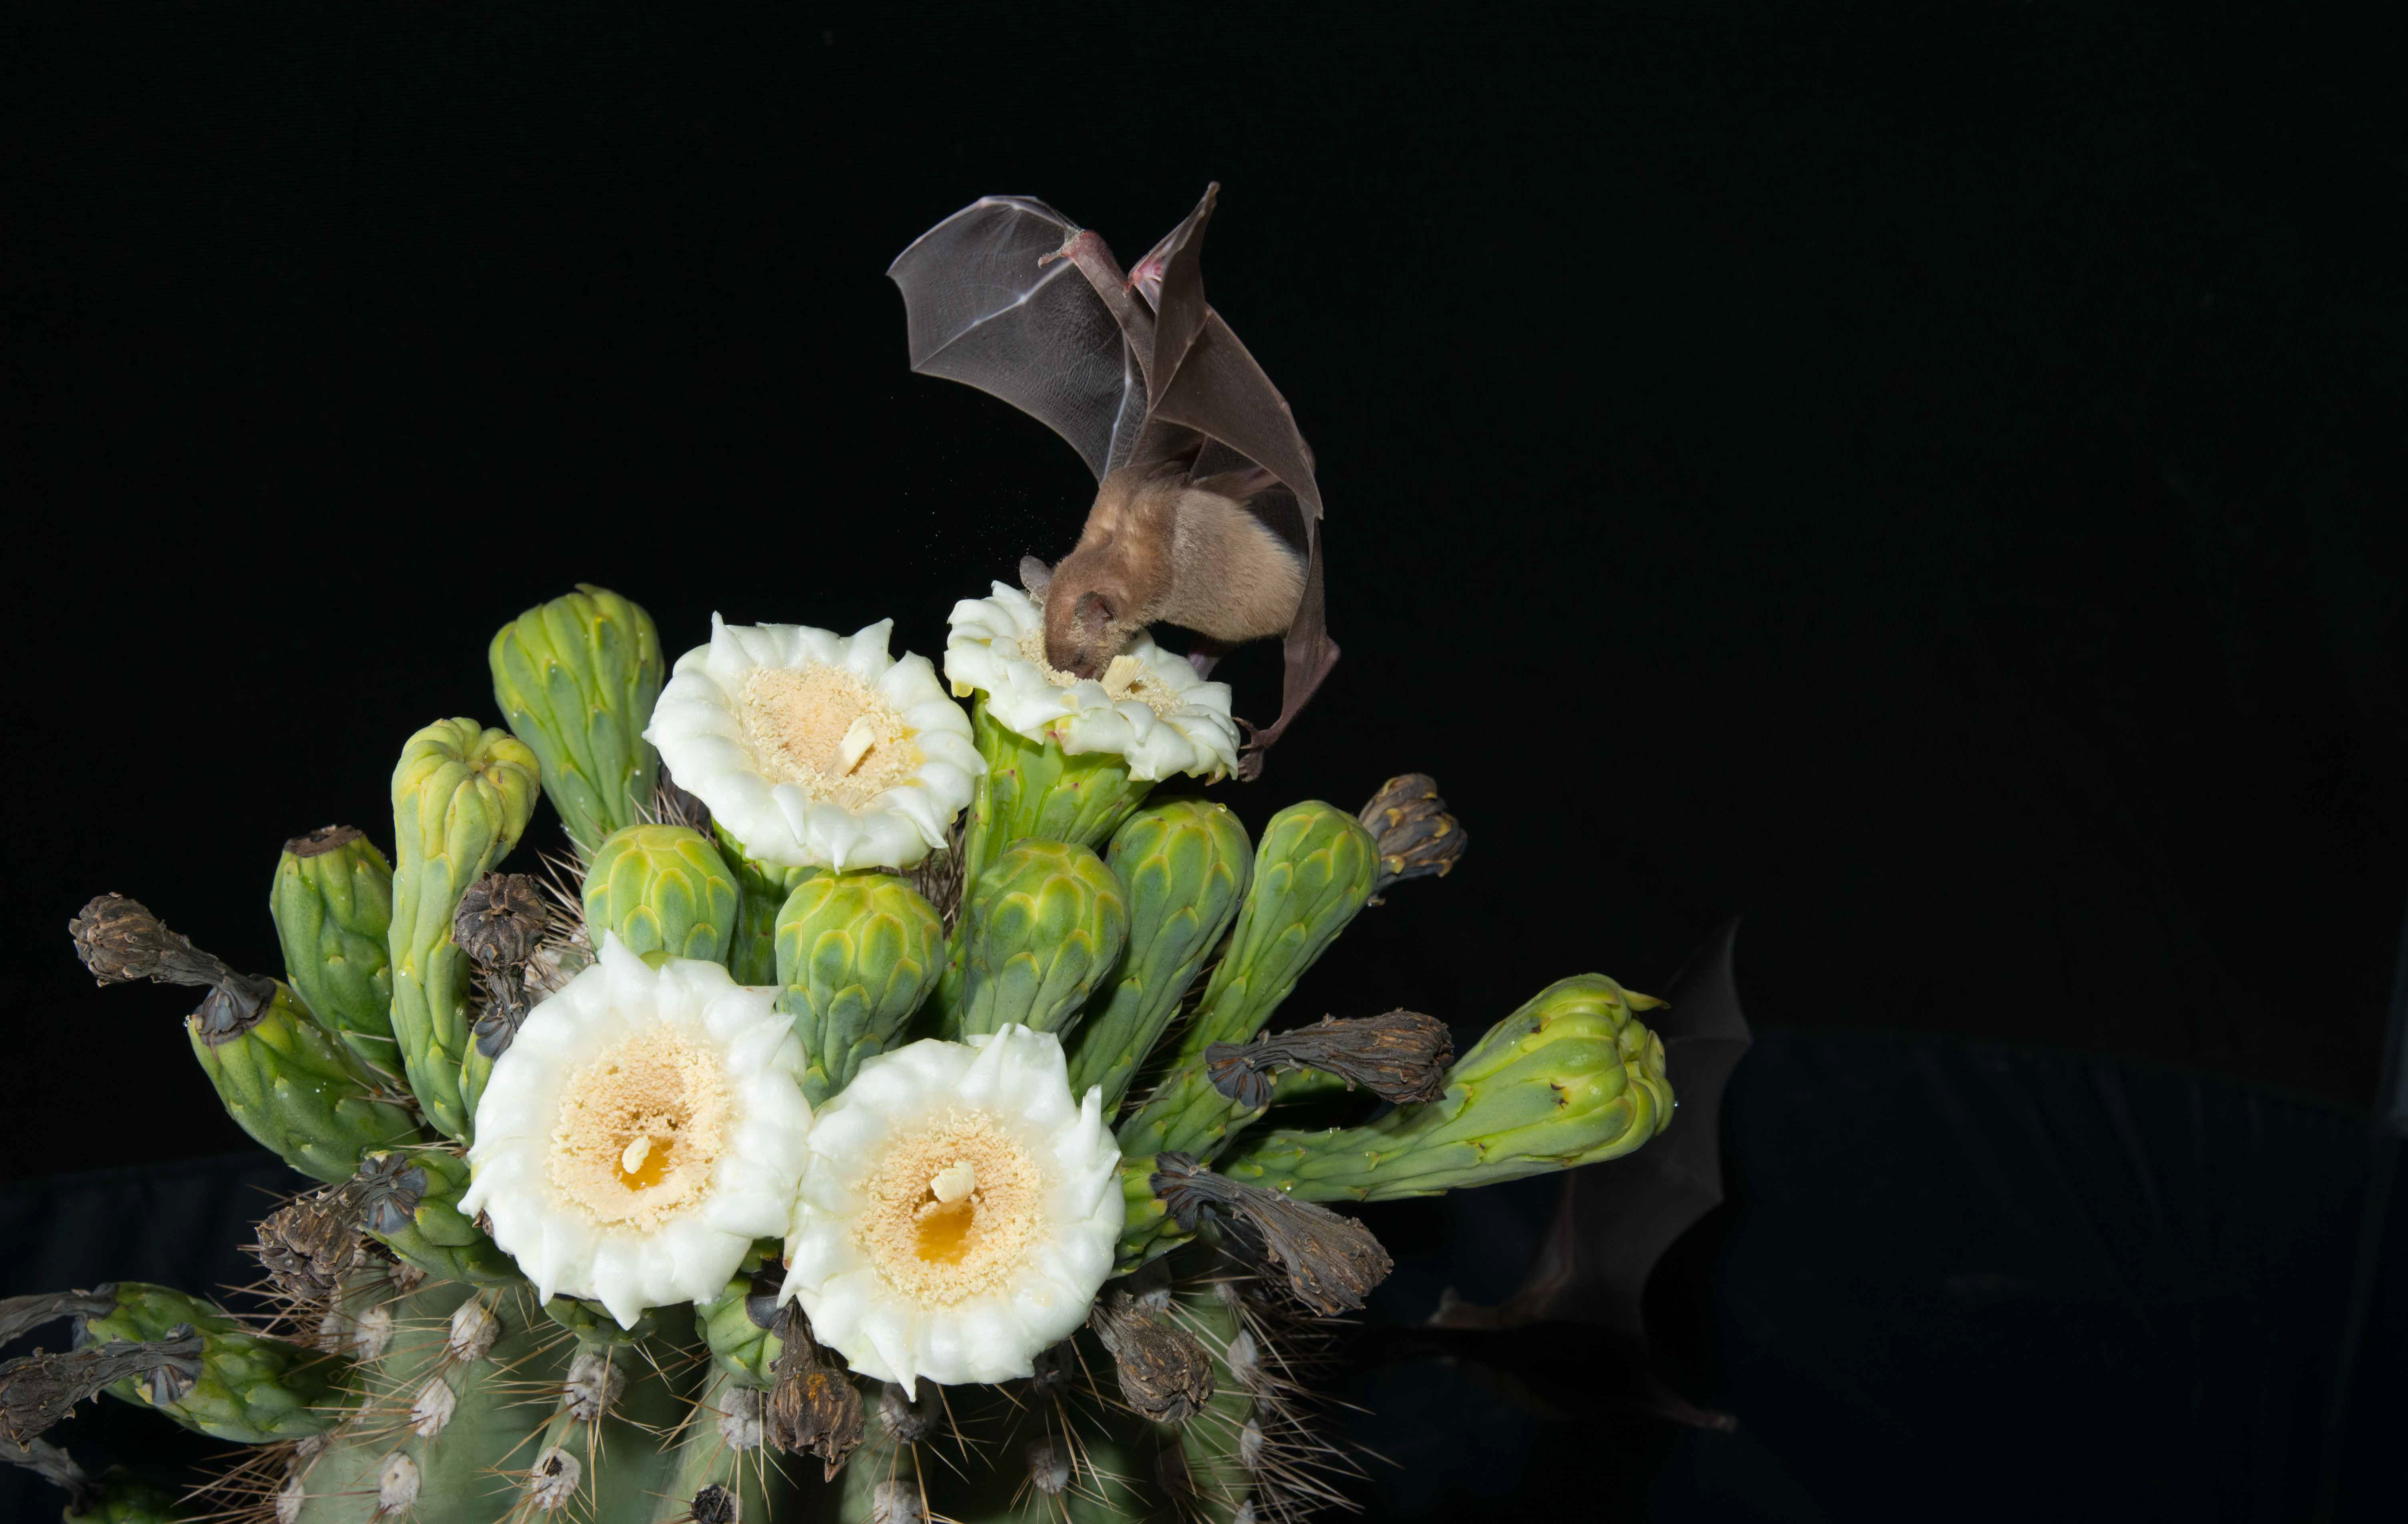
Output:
[[889, 183, 1335, 775]]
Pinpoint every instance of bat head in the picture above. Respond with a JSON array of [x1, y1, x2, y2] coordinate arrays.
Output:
[[1042, 580, 1141, 682]]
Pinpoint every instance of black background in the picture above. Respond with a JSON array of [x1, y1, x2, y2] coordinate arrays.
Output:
[[6, 3, 2406, 1517]]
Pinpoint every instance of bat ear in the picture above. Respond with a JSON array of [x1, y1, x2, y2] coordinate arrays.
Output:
[[1019, 555, 1053, 600], [1075, 590, 1115, 625]]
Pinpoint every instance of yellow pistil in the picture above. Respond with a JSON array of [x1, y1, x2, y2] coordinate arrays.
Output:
[[548, 1027, 726, 1230], [858, 1115, 1040, 1305]]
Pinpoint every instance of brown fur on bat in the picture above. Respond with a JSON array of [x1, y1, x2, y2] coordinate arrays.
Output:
[[890, 184, 1336, 774]]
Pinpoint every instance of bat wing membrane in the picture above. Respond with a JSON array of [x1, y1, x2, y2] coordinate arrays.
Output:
[[887, 195, 1145, 482]]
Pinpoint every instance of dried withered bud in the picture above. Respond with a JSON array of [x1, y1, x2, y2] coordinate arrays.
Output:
[[689, 1484, 740, 1524], [69, 894, 235, 989], [764, 1306, 863, 1478], [1205, 1009, 1455, 1110], [1087, 1289, 1214, 1423], [0, 1325, 203, 1444], [355, 1153, 427, 1236], [251, 1184, 369, 1302], [1151, 1153, 1393, 1316], [454, 872, 546, 969], [471, 967, 531, 1059], [1358, 773, 1467, 903], [0, 1290, 116, 1350]]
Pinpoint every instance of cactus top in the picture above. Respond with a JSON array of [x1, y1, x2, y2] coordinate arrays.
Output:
[[644, 616, 981, 871], [944, 583, 1240, 780], [462, 936, 815, 1326], [781, 1024, 1123, 1397]]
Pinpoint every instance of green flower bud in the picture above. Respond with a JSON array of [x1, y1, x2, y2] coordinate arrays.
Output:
[[1117, 801, 1377, 1160], [267, 825, 396, 1067], [77, 1283, 349, 1444], [387, 718, 540, 1142], [1219, 974, 1674, 1201], [581, 824, 740, 965], [694, 1253, 785, 1390], [773, 870, 945, 1104], [355, 1148, 518, 1285], [1064, 800, 1252, 1112], [961, 701, 1156, 883], [951, 839, 1129, 1042], [188, 982, 422, 1184], [489, 584, 664, 856]]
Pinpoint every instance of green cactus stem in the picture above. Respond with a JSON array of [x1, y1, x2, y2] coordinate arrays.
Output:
[[715, 821, 820, 986], [949, 838, 1130, 1043], [76, 1283, 349, 1445], [1066, 800, 1252, 1111], [489, 585, 665, 857], [1218, 974, 1674, 1201], [387, 718, 540, 1143], [773, 871, 945, 1104], [1116, 801, 1377, 1161], [581, 823, 740, 964], [268, 825, 397, 1066]]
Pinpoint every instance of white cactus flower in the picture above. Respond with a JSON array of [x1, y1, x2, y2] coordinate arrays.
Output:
[[643, 616, 980, 871], [462, 936, 813, 1327], [780, 1025, 1123, 1397], [943, 583, 1240, 782]]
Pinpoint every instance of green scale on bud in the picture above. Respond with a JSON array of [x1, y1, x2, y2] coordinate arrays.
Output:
[[949, 838, 1130, 1042], [488, 585, 665, 857], [1065, 799, 1253, 1111], [774, 871, 945, 1104], [77, 1283, 349, 1445], [1219, 974, 1674, 1201], [268, 825, 396, 1067], [190, 982, 422, 1185], [581, 823, 740, 964], [1118, 800, 1379, 1162], [387, 718, 540, 1143]]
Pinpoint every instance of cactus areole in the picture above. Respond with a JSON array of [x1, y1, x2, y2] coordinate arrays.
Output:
[[44, 581, 1679, 1522]]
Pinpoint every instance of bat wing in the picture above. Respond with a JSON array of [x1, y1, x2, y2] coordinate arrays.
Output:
[[1134, 185, 1323, 519], [887, 195, 1148, 482], [1401, 918, 1753, 1426]]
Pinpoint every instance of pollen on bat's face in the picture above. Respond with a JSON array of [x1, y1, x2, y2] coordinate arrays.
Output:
[[736, 664, 924, 807]]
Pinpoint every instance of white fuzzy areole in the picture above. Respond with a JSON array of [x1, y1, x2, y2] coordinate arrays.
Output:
[[529, 1447, 581, 1510], [447, 1295, 500, 1362], [409, 1376, 456, 1438], [376, 1451, 420, 1512]]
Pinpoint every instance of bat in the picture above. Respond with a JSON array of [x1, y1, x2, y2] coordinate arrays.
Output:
[[888, 183, 1336, 775], [1360, 917, 1755, 1429]]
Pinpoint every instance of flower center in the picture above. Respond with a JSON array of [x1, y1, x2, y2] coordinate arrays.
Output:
[[1014, 629, 1186, 716], [736, 665, 923, 807], [859, 1114, 1040, 1305], [547, 1026, 728, 1231]]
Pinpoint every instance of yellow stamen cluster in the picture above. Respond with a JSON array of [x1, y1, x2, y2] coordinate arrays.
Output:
[[856, 1113, 1040, 1305], [547, 1027, 727, 1231], [736, 666, 922, 807]]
